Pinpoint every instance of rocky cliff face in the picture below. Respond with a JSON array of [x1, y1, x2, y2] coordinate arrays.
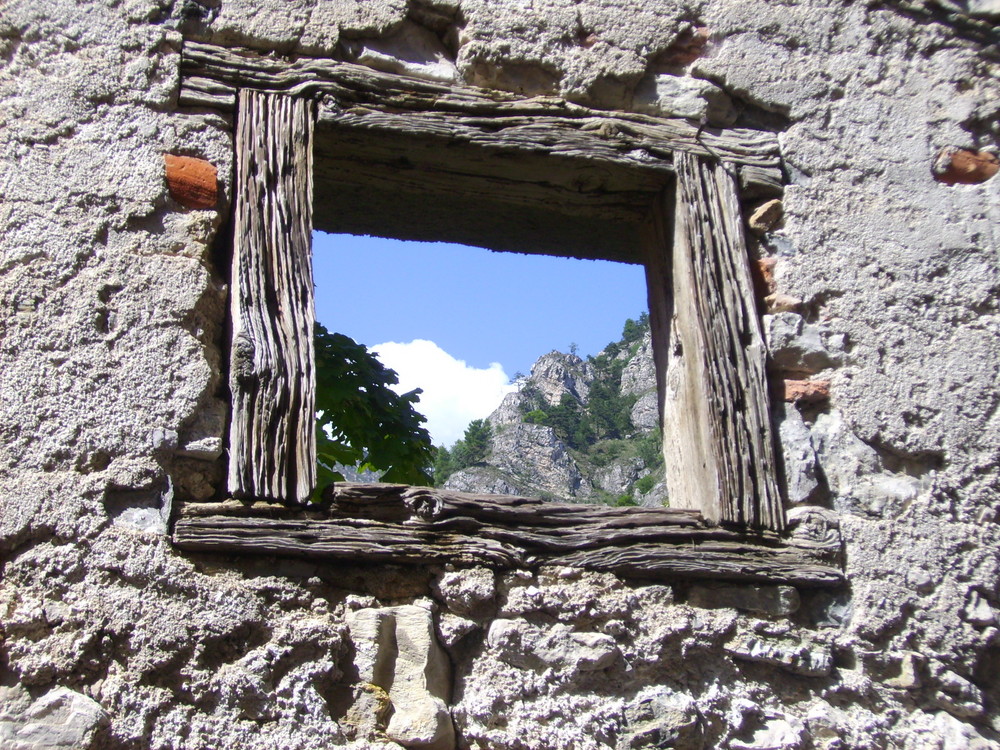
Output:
[[444, 326, 669, 506]]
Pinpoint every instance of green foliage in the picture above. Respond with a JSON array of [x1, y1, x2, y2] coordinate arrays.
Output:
[[635, 474, 656, 495], [615, 493, 638, 507], [434, 419, 493, 485], [635, 428, 664, 471], [432, 444, 456, 485], [524, 409, 548, 424], [621, 312, 650, 345], [586, 439, 627, 468], [582, 355, 636, 442], [547, 394, 587, 447], [314, 323, 434, 496], [452, 419, 492, 466]]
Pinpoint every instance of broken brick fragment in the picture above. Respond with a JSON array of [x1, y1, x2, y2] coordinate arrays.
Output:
[[764, 293, 803, 314], [932, 147, 999, 185], [748, 199, 783, 235], [782, 379, 830, 403], [751, 256, 778, 300], [164, 154, 218, 209], [659, 27, 711, 68]]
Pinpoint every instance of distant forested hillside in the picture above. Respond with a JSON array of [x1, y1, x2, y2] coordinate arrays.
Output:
[[435, 314, 667, 507]]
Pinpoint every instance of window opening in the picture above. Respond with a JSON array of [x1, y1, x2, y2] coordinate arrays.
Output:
[[173, 45, 849, 587], [313, 231, 659, 506]]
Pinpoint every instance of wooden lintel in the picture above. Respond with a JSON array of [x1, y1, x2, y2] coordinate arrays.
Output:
[[177, 41, 783, 193]]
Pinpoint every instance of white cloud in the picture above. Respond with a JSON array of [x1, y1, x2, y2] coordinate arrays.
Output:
[[372, 339, 516, 448]]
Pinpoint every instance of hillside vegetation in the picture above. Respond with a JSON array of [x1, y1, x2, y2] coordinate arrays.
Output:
[[435, 314, 667, 507]]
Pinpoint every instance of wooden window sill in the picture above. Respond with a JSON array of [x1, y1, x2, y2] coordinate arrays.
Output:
[[172, 484, 843, 588]]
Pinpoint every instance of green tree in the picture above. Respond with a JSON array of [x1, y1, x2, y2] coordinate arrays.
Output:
[[524, 409, 549, 424], [544, 394, 586, 448], [434, 419, 495, 486], [313, 323, 434, 496], [432, 444, 456, 485], [451, 418, 493, 468], [621, 317, 643, 345]]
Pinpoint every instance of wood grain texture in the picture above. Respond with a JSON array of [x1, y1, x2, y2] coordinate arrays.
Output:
[[179, 42, 783, 264], [178, 42, 782, 188], [173, 484, 841, 587], [228, 91, 317, 503], [646, 153, 783, 531]]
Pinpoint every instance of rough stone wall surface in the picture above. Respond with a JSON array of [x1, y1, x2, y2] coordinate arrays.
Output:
[[1, 1, 998, 748]]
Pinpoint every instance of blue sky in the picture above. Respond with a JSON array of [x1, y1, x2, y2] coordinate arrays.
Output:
[[313, 232, 648, 445]]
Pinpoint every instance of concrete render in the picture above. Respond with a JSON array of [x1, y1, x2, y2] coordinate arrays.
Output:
[[0, 0, 998, 748]]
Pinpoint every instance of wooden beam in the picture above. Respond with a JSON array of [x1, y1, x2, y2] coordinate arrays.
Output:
[[173, 485, 841, 587], [178, 42, 783, 191], [228, 91, 317, 503], [645, 153, 784, 530]]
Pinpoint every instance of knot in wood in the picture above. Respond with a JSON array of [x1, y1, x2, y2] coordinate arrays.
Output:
[[580, 119, 621, 139], [403, 489, 442, 521], [231, 333, 259, 384]]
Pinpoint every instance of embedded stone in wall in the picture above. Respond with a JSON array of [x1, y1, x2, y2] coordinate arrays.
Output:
[[632, 73, 738, 127], [781, 379, 830, 404], [344, 20, 459, 83], [619, 688, 702, 750], [753, 257, 778, 299], [347, 604, 455, 750], [433, 567, 496, 620], [886, 651, 923, 689], [659, 27, 711, 69], [726, 635, 832, 677], [730, 714, 806, 750], [177, 398, 227, 461], [961, 590, 997, 626], [933, 668, 984, 718], [764, 293, 803, 314], [928, 711, 998, 749], [436, 613, 478, 649], [688, 583, 800, 616], [0, 685, 109, 749], [764, 313, 836, 375], [776, 403, 821, 505], [486, 619, 620, 672], [747, 199, 783, 235]]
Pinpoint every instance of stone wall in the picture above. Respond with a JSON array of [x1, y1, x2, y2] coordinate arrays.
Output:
[[1, 1, 998, 748]]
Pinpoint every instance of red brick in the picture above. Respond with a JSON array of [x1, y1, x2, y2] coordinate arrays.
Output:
[[659, 27, 711, 68], [782, 379, 830, 403], [164, 154, 218, 209], [933, 147, 999, 185], [751, 256, 778, 301]]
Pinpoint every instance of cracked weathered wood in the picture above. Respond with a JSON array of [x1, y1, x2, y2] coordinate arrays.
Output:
[[179, 42, 783, 263], [173, 484, 841, 587], [228, 90, 317, 503], [645, 153, 784, 530], [180, 41, 780, 171], [178, 41, 782, 186]]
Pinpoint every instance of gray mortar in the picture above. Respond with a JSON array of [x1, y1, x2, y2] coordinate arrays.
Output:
[[1, 0, 999, 748]]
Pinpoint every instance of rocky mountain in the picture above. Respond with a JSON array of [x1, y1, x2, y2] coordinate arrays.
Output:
[[438, 316, 669, 506]]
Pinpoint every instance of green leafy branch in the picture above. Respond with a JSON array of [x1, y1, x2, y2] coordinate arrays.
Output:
[[314, 323, 434, 497]]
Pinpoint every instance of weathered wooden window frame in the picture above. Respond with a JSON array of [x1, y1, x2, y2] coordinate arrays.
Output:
[[171, 42, 842, 588]]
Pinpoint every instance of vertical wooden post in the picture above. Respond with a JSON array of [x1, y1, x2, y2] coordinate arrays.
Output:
[[228, 90, 316, 503], [643, 152, 783, 531]]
